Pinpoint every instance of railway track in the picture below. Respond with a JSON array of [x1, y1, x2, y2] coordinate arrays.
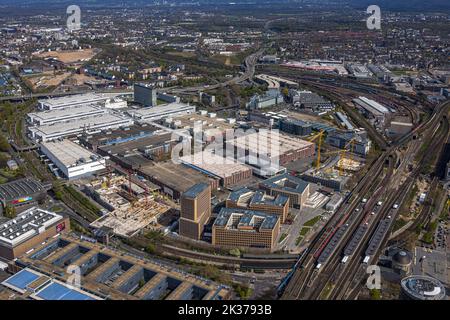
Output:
[[281, 97, 449, 300], [308, 103, 449, 300]]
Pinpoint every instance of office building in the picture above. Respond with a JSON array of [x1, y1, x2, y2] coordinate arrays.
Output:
[[226, 188, 289, 223], [40, 140, 106, 180], [3, 234, 231, 300], [289, 90, 334, 112], [157, 92, 180, 104], [246, 90, 282, 110], [134, 84, 157, 107], [179, 184, 212, 240], [212, 208, 280, 251], [0, 207, 69, 260], [259, 173, 310, 209]]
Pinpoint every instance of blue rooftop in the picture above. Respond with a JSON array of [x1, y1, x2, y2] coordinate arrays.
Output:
[[3, 269, 40, 290], [36, 282, 96, 300]]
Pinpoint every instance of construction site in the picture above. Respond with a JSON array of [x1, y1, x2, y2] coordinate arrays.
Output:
[[87, 175, 171, 238]]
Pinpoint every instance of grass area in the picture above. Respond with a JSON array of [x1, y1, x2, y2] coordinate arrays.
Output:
[[295, 236, 304, 246], [392, 218, 409, 232], [278, 233, 288, 243], [49, 205, 64, 213], [303, 215, 322, 228], [299, 227, 311, 237]]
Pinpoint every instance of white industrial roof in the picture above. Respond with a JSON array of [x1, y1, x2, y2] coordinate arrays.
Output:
[[41, 140, 103, 168], [29, 104, 105, 121], [30, 113, 133, 136], [39, 93, 110, 108]]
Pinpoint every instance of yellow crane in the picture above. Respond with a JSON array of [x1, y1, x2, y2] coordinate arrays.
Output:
[[307, 130, 325, 171]]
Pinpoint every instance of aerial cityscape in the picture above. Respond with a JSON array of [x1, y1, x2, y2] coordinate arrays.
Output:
[[0, 0, 448, 308]]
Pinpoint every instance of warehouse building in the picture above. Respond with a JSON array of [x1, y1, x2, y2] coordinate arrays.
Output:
[[353, 96, 390, 124], [289, 90, 334, 113], [0, 207, 69, 260], [326, 129, 372, 157], [40, 140, 106, 180], [7, 235, 231, 300], [259, 173, 310, 209], [137, 162, 219, 201], [179, 184, 211, 240], [27, 105, 107, 126], [97, 132, 177, 165], [212, 208, 280, 251], [180, 152, 252, 187], [38, 93, 115, 110], [79, 123, 162, 152], [0, 178, 48, 215], [28, 112, 134, 142], [226, 130, 315, 169], [226, 188, 289, 223], [128, 103, 196, 122]]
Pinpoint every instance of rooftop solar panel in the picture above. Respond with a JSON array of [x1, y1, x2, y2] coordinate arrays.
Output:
[[36, 282, 95, 300], [4, 269, 40, 290]]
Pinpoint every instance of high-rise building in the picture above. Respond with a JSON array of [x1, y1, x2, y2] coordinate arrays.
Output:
[[179, 183, 211, 240], [134, 84, 157, 107]]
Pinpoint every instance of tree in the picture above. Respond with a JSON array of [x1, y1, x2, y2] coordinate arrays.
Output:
[[370, 289, 382, 300], [0, 134, 9, 152], [4, 205, 17, 219], [145, 244, 156, 254], [229, 248, 241, 257]]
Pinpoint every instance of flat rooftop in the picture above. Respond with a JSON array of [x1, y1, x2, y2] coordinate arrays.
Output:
[[138, 161, 218, 194], [0, 178, 46, 202], [2, 268, 101, 300], [128, 103, 195, 119], [228, 188, 288, 207], [260, 173, 309, 194], [41, 140, 104, 169], [169, 113, 235, 132], [98, 132, 175, 156], [214, 208, 279, 231], [0, 207, 64, 247], [81, 123, 161, 146], [39, 93, 111, 108], [180, 152, 252, 180], [30, 112, 133, 137], [183, 183, 210, 199], [29, 104, 105, 122], [15, 234, 230, 300], [227, 131, 315, 157]]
